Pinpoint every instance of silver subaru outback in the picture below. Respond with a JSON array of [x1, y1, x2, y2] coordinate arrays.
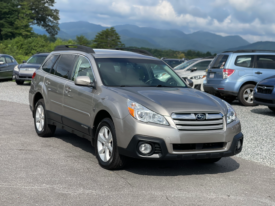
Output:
[[29, 45, 243, 170]]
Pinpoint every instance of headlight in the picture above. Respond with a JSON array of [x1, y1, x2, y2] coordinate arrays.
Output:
[[127, 100, 169, 125], [14, 65, 19, 71], [223, 100, 236, 124], [190, 75, 206, 80]]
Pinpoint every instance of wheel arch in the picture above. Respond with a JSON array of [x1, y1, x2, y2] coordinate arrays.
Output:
[[237, 81, 257, 95], [32, 92, 44, 117]]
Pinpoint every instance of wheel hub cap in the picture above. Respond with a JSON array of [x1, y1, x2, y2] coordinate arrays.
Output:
[[35, 105, 45, 132], [243, 88, 254, 103], [97, 126, 113, 162]]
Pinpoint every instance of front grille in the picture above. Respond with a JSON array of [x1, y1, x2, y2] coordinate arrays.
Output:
[[257, 85, 274, 94], [255, 98, 273, 104], [171, 113, 224, 131], [173, 142, 226, 151]]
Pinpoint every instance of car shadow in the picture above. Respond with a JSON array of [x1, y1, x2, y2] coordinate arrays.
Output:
[[251, 107, 275, 117], [53, 129, 240, 176]]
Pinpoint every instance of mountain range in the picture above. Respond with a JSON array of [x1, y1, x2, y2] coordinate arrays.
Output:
[[33, 21, 273, 53]]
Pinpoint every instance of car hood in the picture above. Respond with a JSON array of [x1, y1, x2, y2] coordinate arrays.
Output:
[[19, 63, 40, 69], [109, 87, 227, 116], [258, 76, 275, 86]]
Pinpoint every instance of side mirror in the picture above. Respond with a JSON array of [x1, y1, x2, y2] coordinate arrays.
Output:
[[190, 67, 197, 72], [75, 76, 95, 87], [22, 60, 26, 63], [184, 78, 194, 87], [0, 61, 4, 65]]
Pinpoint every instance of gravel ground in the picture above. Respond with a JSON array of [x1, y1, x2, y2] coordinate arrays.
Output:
[[1, 80, 275, 168]]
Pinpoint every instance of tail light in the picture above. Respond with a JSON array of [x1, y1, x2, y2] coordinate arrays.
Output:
[[223, 69, 234, 79], [32, 72, 36, 79]]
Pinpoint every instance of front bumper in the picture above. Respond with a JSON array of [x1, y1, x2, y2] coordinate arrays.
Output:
[[118, 132, 243, 160], [254, 92, 275, 107], [14, 70, 34, 81]]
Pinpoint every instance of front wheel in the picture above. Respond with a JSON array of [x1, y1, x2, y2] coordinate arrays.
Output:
[[268, 106, 275, 112], [238, 84, 257, 106], [95, 118, 125, 170]]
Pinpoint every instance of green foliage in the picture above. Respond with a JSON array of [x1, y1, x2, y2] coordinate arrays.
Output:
[[0, 0, 59, 40], [0, 35, 75, 63], [76, 35, 91, 46], [92, 27, 125, 48]]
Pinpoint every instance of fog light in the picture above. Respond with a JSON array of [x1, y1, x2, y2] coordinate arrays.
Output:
[[237, 140, 241, 149], [139, 143, 152, 155]]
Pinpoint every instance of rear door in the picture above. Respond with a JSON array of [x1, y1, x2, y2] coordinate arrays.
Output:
[[254, 55, 275, 82], [44, 54, 77, 123], [0, 56, 8, 79], [63, 55, 95, 134], [5, 56, 14, 78], [207, 54, 229, 81]]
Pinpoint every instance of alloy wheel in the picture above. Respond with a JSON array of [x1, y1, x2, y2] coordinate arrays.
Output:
[[97, 126, 113, 162], [243, 88, 254, 103], [35, 105, 45, 132]]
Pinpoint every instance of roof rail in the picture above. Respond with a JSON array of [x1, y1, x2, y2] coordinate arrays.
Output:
[[223, 50, 275, 53], [114, 48, 154, 56], [54, 45, 95, 53]]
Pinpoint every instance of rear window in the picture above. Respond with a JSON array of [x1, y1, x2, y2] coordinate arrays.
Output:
[[235, 55, 254, 68], [256, 55, 275, 69], [211, 55, 229, 69]]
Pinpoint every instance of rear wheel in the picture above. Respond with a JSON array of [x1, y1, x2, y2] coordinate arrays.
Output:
[[196, 158, 221, 163], [238, 84, 257, 106], [268, 106, 275, 112], [16, 80, 24, 85], [34, 99, 56, 137], [95, 118, 125, 170]]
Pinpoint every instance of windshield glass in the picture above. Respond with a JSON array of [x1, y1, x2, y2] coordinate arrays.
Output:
[[163, 60, 184, 68], [174, 59, 198, 70], [96, 58, 187, 87], [27, 55, 48, 64]]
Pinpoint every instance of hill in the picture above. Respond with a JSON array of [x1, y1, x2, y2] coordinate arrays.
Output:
[[227, 41, 275, 51]]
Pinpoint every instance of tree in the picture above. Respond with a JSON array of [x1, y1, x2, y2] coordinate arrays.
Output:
[[76, 35, 91, 46], [22, 0, 60, 37], [92, 27, 125, 49]]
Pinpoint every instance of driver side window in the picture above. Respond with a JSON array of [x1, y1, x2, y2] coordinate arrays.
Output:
[[0, 57, 6, 63], [72, 56, 94, 82]]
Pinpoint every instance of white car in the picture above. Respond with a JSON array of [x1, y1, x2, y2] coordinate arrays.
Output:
[[182, 70, 206, 91]]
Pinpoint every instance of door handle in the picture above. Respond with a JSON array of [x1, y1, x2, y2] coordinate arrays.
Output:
[[45, 80, 51, 85], [255, 72, 262, 74], [65, 87, 71, 92]]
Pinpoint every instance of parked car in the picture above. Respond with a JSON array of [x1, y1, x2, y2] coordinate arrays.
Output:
[[161, 57, 185, 68], [174, 57, 214, 90], [253, 75, 275, 112], [204, 50, 275, 105], [182, 70, 206, 91], [0, 54, 18, 80], [29, 45, 243, 170], [13, 53, 49, 85]]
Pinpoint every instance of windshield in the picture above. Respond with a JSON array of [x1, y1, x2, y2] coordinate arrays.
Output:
[[27, 55, 48, 64], [96, 58, 187, 87], [163, 59, 184, 68], [174, 59, 198, 70]]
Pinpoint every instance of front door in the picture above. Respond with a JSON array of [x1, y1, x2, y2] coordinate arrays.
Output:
[[63, 55, 95, 135], [0, 56, 8, 79]]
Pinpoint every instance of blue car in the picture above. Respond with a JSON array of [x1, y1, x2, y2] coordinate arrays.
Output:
[[204, 51, 275, 106], [13, 53, 49, 85], [254, 76, 275, 112]]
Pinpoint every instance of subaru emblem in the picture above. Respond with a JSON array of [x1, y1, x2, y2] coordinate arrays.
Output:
[[196, 113, 206, 120]]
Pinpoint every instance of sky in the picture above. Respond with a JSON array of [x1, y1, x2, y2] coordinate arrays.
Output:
[[55, 0, 275, 43]]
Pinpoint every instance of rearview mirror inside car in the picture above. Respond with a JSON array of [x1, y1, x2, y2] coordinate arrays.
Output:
[[191, 67, 197, 72], [75, 76, 95, 88]]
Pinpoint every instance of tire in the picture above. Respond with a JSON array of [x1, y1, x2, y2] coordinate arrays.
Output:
[[196, 158, 221, 163], [16, 80, 24, 85], [95, 118, 125, 170], [34, 99, 56, 137], [268, 106, 275, 112], [238, 84, 257, 106], [223, 95, 236, 104]]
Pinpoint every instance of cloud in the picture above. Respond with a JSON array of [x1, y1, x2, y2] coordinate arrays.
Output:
[[55, 0, 275, 42]]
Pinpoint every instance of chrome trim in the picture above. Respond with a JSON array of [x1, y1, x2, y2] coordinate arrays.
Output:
[[206, 113, 223, 119], [51, 100, 63, 106], [177, 125, 223, 130], [174, 119, 223, 125], [171, 113, 196, 119]]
